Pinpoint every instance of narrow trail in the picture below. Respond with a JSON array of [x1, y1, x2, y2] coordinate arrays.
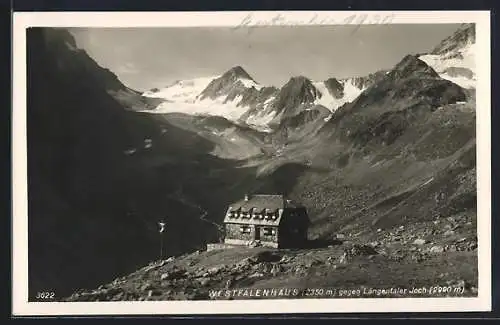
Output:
[[168, 186, 225, 241]]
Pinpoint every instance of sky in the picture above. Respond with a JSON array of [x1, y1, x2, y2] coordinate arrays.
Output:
[[69, 24, 461, 92]]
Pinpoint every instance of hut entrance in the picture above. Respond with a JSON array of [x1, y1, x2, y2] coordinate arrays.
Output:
[[254, 226, 261, 241]]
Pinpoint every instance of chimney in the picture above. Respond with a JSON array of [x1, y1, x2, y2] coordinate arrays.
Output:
[[244, 194, 249, 201]]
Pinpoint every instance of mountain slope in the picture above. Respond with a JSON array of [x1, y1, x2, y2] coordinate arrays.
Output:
[[64, 239, 478, 301], [27, 28, 278, 300], [238, 73, 387, 132], [43, 28, 163, 111], [28, 27, 201, 299], [258, 53, 475, 240], [155, 113, 268, 160]]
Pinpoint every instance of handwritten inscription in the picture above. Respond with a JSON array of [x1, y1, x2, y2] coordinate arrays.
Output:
[[232, 13, 396, 34]]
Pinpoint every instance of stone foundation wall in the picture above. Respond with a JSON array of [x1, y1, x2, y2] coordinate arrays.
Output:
[[206, 243, 237, 252]]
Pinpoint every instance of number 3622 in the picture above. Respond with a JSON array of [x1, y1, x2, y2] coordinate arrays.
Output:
[[36, 292, 55, 299]]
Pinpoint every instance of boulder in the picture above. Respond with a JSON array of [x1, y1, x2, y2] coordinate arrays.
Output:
[[160, 269, 186, 281], [294, 265, 308, 276], [430, 245, 445, 253], [336, 233, 346, 240], [207, 265, 225, 275], [467, 241, 478, 251], [413, 238, 426, 245], [279, 255, 294, 263], [347, 244, 379, 256], [198, 278, 210, 287], [237, 257, 255, 268], [271, 264, 282, 276], [306, 260, 322, 268], [249, 272, 264, 278], [256, 262, 273, 274], [338, 254, 348, 264], [410, 251, 428, 263]]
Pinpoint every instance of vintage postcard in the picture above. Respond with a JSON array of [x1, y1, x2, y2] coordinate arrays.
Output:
[[12, 10, 491, 315]]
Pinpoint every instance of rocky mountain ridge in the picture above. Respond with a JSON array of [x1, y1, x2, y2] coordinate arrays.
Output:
[[142, 24, 476, 132], [142, 66, 390, 132]]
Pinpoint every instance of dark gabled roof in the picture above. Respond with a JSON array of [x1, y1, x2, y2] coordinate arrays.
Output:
[[229, 194, 285, 212], [223, 194, 300, 225]]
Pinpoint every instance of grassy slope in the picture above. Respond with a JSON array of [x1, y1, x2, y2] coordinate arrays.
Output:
[[64, 231, 478, 301]]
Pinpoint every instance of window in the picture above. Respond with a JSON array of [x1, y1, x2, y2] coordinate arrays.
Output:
[[239, 226, 251, 234], [263, 227, 276, 236], [265, 213, 278, 221], [241, 211, 252, 219]]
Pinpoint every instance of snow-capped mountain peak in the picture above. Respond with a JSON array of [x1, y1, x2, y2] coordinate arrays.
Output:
[[141, 67, 267, 125], [418, 23, 476, 89], [198, 66, 263, 101], [222, 65, 255, 82], [219, 66, 263, 90]]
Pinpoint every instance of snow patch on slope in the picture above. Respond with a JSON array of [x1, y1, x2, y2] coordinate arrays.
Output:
[[146, 96, 250, 121], [419, 42, 476, 89], [238, 77, 263, 90], [246, 110, 277, 129], [342, 79, 367, 102], [142, 76, 219, 103], [312, 80, 365, 112]]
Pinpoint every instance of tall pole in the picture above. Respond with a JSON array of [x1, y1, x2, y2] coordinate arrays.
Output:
[[160, 231, 163, 260], [158, 220, 166, 260]]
